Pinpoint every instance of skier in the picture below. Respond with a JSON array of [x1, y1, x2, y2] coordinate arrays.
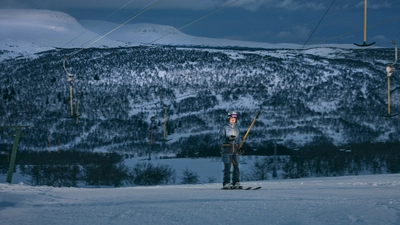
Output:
[[220, 111, 242, 189]]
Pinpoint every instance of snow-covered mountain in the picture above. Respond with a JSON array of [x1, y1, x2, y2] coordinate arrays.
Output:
[[78, 19, 305, 49], [1, 9, 358, 56], [0, 9, 125, 55]]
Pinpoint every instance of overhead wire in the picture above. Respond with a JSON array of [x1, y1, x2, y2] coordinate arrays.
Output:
[[295, 0, 400, 32], [246, 0, 400, 66], [164, 0, 400, 106], [59, 0, 400, 121], [54, 0, 400, 111], [62, 0, 137, 48], [63, 0, 163, 64], [239, 1, 339, 66], [61, 0, 163, 119], [62, 0, 239, 83], [122, 0, 241, 108], [304, 0, 400, 47], [309, 15, 400, 47], [56, 0, 242, 127], [302, 0, 336, 49], [146, 0, 240, 46]]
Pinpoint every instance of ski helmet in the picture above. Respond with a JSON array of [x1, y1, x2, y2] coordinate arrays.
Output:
[[227, 111, 238, 121]]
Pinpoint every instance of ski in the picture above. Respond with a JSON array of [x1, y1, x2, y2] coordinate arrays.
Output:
[[221, 187, 242, 190], [221, 186, 261, 190]]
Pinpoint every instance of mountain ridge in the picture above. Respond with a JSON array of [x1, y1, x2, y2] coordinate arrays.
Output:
[[0, 8, 363, 57]]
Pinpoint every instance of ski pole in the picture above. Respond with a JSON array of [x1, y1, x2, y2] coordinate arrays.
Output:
[[231, 139, 237, 165], [238, 111, 261, 154]]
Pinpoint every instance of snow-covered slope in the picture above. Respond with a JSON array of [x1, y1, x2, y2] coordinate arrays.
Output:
[[79, 19, 305, 49], [1, 174, 399, 225], [0, 9, 124, 54], [1, 45, 397, 151]]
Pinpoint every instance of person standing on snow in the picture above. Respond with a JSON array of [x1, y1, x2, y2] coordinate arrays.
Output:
[[220, 111, 242, 189]]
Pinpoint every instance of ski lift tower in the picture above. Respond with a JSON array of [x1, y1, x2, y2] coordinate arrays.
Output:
[[1, 126, 29, 183], [385, 41, 397, 116], [148, 116, 156, 160], [270, 139, 283, 179], [354, 0, 375, 47]]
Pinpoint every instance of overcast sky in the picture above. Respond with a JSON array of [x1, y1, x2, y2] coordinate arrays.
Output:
[[2, 0, 400, 47]]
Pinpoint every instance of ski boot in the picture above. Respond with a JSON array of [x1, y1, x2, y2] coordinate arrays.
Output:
[[232, 182, 243, 189], [222, 183, 232, 189]]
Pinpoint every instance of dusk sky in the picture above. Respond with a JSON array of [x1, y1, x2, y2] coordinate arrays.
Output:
[[1, 0, 400, 47]]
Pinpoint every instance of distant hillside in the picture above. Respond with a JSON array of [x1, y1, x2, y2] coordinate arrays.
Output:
[[1, 8, 358, 57], [0, 9, 124, 55], [1, 45, 399, 154]]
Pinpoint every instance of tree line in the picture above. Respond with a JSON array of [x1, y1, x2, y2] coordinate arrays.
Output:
[[0, 150, 180, 187], [0, 140, 399, 187], [245, 141, 400, 180]]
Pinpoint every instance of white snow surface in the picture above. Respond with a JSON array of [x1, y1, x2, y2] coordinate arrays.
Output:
[[1, 173, 400, 225]]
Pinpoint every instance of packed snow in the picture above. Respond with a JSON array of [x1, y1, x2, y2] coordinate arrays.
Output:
[[1, 173, 400, 225], [1, 156, 400, 225]]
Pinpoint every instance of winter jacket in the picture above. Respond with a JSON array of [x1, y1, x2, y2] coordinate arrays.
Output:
[[219, 122, 240, 154]]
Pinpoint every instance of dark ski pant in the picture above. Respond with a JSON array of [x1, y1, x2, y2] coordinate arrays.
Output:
[[222, 153, 240, 185]]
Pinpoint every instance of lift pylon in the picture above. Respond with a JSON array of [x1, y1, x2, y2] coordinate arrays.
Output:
[[354, 0, 375, 47], [1, 126, 29, 183]]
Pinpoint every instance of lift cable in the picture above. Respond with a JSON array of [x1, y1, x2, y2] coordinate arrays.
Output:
[[147, 0, 239, 46], [302, 0, 336, 49], [62, 0, 163, 117], [62, 0, 137, 48]]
